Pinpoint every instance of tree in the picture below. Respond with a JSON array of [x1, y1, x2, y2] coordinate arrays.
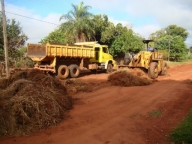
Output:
[[0, 15, 28, 61], [40, 29, 67, 44], [110, 29, 143, 57], [59, 1, 94, 42], [150, 25, 189, 41], [149, 25, 188, 61], [165, 25, 189, 41], [170, 36, 187, 61], [190, 46, 192, 53], [155, 35, 187, 61], [87, 15, 144, 57], [42, 5, 144, 58], [149, 29, 166, 41], [89, 14, 111, 43], [0, 16, 28, 50]]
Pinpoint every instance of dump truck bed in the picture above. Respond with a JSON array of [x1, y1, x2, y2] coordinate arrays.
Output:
[[27, 43, 95, 62]]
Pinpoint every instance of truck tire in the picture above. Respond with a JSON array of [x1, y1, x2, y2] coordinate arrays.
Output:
[[160, 62, 167, 75], [69, 64, 80, 78], [106, 63, 113, 73], [58, 65, 69, 79], [148, 62, 158, 79], [90, 69, 97, 73]]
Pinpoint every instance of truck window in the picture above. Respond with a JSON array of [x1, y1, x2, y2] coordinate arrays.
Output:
[[102, 47, 108, 53], [95, 47, 100, 51]]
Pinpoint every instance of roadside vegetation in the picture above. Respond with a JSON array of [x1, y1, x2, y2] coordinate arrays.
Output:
[[166, 59, 192, 66], [169, 109, 192, 144]]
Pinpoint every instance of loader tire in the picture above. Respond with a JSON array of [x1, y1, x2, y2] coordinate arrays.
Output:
[[69, 64, 80, 78], [58, 65, 69, 79], [161, 62, 167, 76], [148, 62, 158, 79], [106, 63, 113, 73]]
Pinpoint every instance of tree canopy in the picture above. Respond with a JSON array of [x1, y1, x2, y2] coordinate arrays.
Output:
[[0, 15, 28, 61], [41, 1, 145, 57], [59, 1, 94, 43], [165, 25, 189, 41], [0, 16, 28, 50], [40, 2, 190, 61], [40, 29, 66, 44], [149, 25, 188, 61]]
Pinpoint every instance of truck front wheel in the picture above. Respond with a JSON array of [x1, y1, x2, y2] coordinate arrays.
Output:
[[106, 63, 113, 73], [58, 65, 69, 79], [69, 64, 80, 78]]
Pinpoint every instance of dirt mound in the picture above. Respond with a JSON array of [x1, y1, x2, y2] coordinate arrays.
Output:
[[0, 69, 73, 136], [108, 69, 153, 86]]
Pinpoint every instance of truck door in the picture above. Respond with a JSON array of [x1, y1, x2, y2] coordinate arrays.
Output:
[[101, 47, 109, 62], [95, 47, 100, 61]]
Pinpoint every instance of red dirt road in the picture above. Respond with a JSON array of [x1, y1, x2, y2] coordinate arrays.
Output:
[[1, 63, 192, 144]]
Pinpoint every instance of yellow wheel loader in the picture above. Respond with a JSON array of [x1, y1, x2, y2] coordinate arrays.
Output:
[[118, 40, 168, 79]]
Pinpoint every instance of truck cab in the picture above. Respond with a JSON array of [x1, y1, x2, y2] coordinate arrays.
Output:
[[89, 44, 116, 72]]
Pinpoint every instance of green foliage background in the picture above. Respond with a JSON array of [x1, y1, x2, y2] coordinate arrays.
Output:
[[40, 2, 190, 61], [0, 1, 191, 66]]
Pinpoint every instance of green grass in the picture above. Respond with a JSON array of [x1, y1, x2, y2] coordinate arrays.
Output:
[[166, 59, 192, 66], [148, 110, 162, 118], [170, 109, 192, 144]]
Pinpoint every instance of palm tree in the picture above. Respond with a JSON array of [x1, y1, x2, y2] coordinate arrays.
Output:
[[59, 1, 94, 42]]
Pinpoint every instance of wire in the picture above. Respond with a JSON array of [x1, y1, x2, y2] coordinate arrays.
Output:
[[5, 4, 35, 15], [28, 0, 66, 14], [6, 11, 59, 25]]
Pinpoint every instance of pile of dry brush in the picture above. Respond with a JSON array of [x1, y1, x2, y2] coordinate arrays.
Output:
[[108, 68, 153, 86], [0, 69, 73, 136]]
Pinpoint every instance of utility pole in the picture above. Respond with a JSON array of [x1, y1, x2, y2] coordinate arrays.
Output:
[[168, 37, 170, 61], [1, 0, 10, 78], [167, 27, 171, 61]]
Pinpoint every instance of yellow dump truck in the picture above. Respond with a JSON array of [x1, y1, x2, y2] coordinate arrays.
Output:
[[27, 42, 116, 79]]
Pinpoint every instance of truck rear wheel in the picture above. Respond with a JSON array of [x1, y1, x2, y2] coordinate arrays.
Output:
[[58, 65, 69, 79], [148, 62, 158, 79], [69, 64, 80, 78]]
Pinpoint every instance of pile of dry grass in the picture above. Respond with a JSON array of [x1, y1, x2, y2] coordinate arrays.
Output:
[[0, 69, 73, 136], [108, 68, 153, 87]]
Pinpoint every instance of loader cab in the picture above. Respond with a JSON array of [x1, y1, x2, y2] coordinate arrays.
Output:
[[143, 39, 163, 60], [143, 40, 154, 52]]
